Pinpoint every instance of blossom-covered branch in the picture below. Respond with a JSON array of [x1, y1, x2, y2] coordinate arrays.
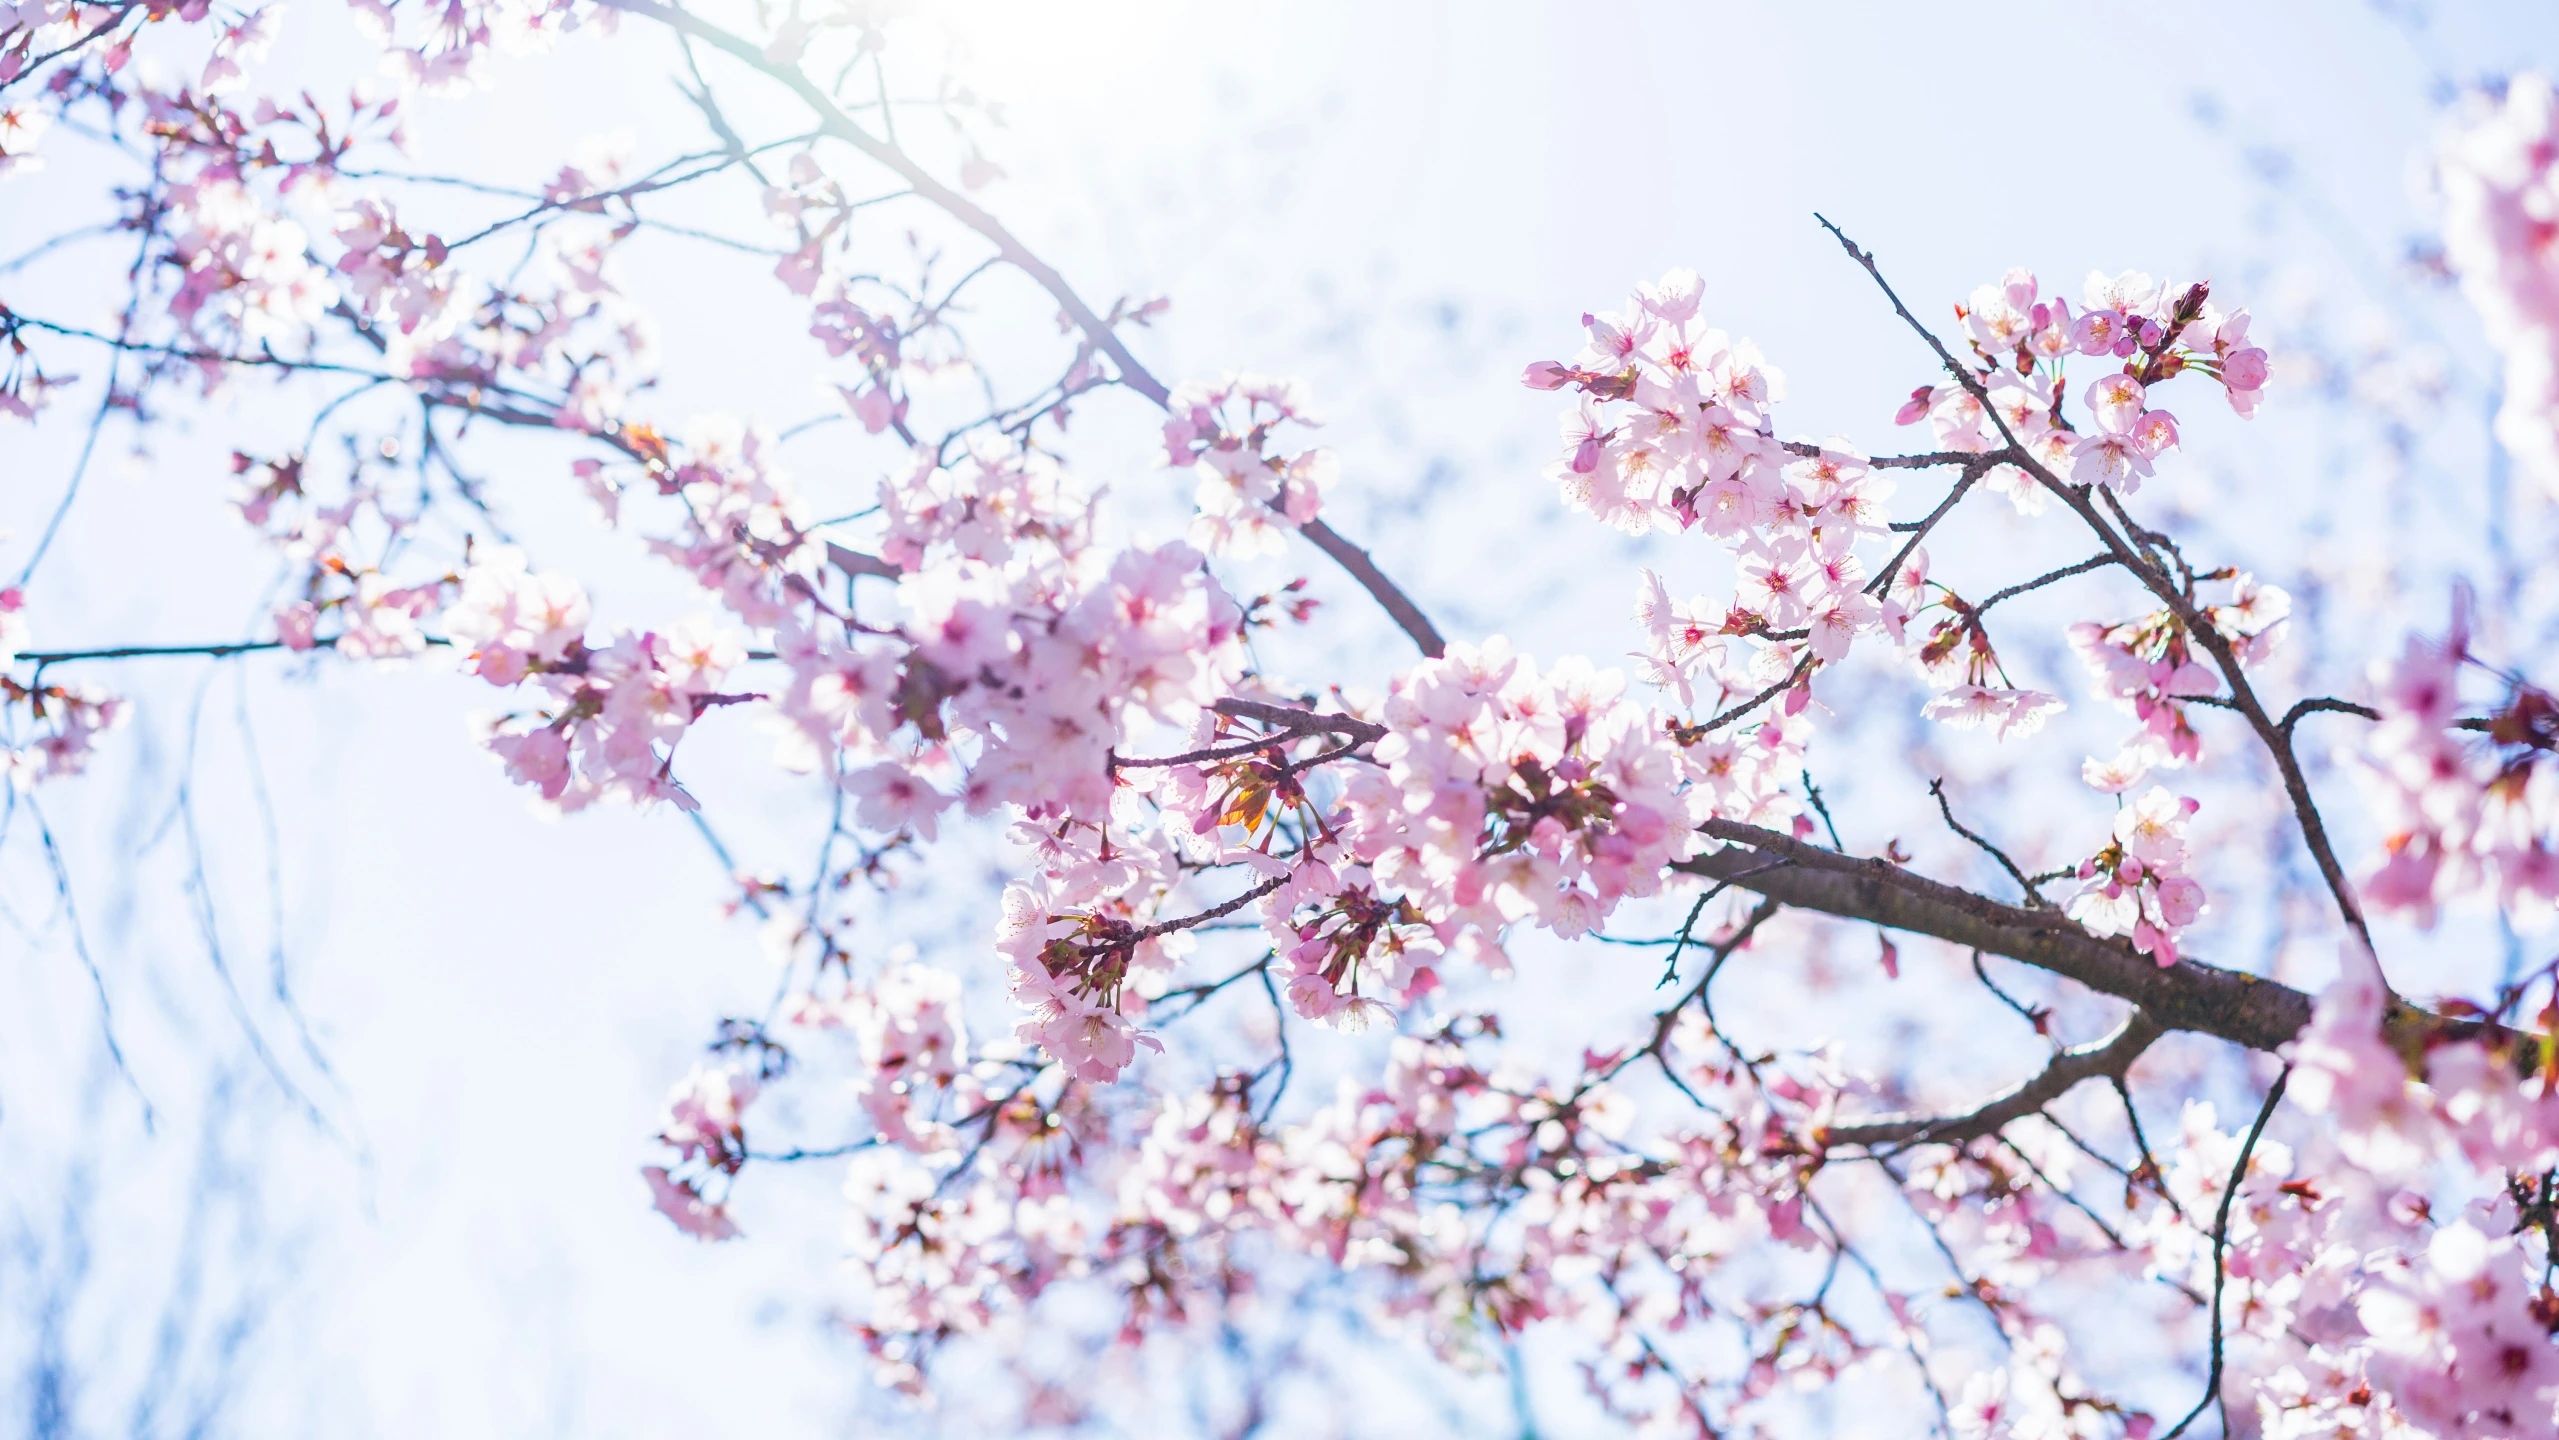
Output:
[[7, 4, 2559, 1434]]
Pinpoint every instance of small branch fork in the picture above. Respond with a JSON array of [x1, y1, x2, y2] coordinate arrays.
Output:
[[1928, 777, 2044, 906], [1865, 454, 2002, 599], [1206, 697, 1386, 745], [1599, 894, 1786, 1090]]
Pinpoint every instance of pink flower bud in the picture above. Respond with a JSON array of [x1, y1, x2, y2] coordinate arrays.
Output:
[[2221, 346, 2270, 391], [1522, 361, 1572, 391]]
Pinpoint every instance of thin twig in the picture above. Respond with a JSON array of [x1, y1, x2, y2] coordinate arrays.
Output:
[[1867, 457, 1997, 597], [1600, 896, 1784, 1086], [1970, 949, 2050, 1037], [1929, 777, 2042, 905], [2160, 1066, 2291, 1440], [1677, 656, 1813, 741], [29, 794, 155, 1129], [1972, 553, 2119, 618]]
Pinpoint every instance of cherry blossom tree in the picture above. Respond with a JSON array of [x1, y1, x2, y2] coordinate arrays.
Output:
[[7, 4, 2559, 1435]]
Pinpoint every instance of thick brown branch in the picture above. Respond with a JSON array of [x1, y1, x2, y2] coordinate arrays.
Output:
[[1209, 697, 1387, 744], [1823, 1011, 2163, 1150], [1295, 518, 1447, 658], [825, 540, 900, 582], [1677, 823, 2308, 1049], [1678, 820, 2518, 1057]]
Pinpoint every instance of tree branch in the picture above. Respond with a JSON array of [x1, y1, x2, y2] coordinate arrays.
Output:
[[1208, 697, 1387, 744], [1972, 552, 2119, 618], [602, 0, 1449, 658], [1866, 455, 1998, 596], [1675, 819, 2506, 1056], [824, 540, 900, 582], [2162, 1065, 2291, 1440], [1777, 440, 1983, 472], [1674, 656, 1813, 741], [1928, 776, 2043, 905], [1811, 216, 2377, 957], [22, 640, 290, 664], [1295, 517, 1447, 658], [1823, 1010, 2162, 1151]]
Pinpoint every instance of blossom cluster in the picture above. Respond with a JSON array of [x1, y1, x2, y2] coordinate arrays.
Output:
[[2069, 573, 2290, 781], [0, 588, 127, 785], [2177, 948, 2559, 1439], [2360, 634, 2559, 925], [2441, 73, 2559, 493], [1525, 273, 1904, 727], [1527, 265, 2261, 752], [1160, 374, 1335, 559], [1336, 639, 1712, 945], [641, 1062, 760, 1242], [2065, 786, 2209, 966], [447, 548, 747, 812], [995, 632, 1786, 1084], [1898, 548, 2068, 741], [816, 1000, 1862, 1418], [1906, 268, 2265, 489]]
